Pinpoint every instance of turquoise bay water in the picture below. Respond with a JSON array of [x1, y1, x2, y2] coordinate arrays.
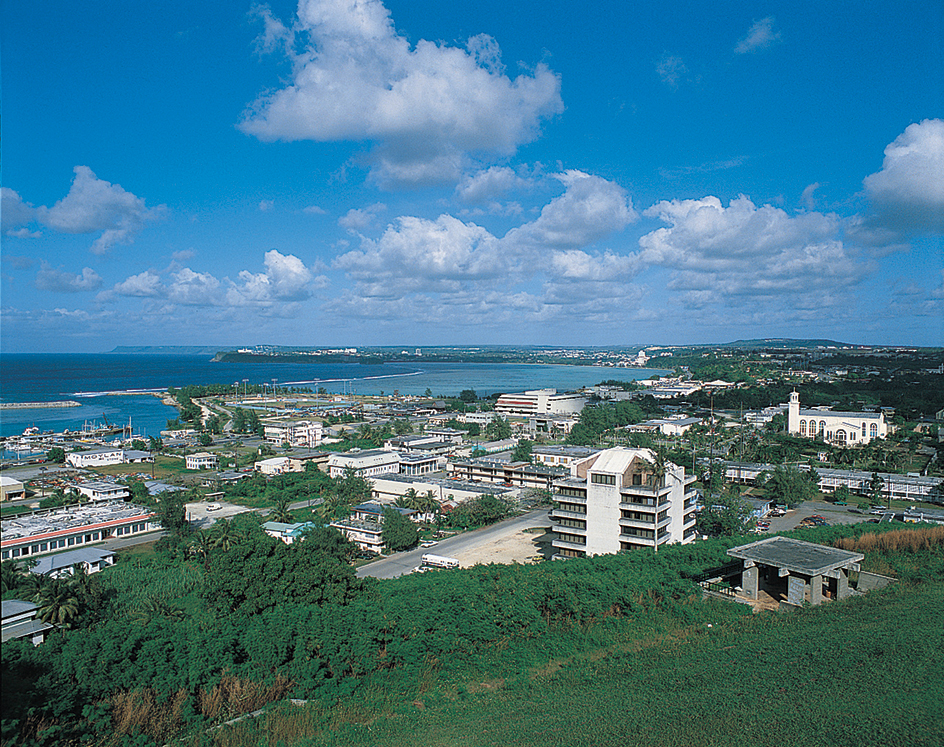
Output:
[[0, 354, 667, 439]]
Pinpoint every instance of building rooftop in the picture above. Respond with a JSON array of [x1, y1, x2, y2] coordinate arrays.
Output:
[[30, 547, 114, 575], [588, 447, 656, 474], [727, 537, 864, 576], [2, 599, 38, 619], [1, 501, 153, 543], [798, 408, 883, 420], [261, 521, 316, 537]]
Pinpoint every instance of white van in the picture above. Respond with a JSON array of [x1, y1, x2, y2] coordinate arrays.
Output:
[[421, 553, 459, 569]]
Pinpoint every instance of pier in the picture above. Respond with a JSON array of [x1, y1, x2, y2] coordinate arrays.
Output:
[[0, 400, 81, 410]]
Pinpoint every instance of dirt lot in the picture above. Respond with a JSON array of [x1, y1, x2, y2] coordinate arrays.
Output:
[[452, 525, 554, 567]]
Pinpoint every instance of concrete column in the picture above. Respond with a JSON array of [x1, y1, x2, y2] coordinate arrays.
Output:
[[742, 565, 759, 599], [836, 568, 849, 599], [811, 574, 824, 605]]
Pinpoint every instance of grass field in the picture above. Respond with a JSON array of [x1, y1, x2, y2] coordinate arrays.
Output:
[[214, 579, 944, 747]]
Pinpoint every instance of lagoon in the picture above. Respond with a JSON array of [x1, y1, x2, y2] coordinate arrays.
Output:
[[0, 353, 669, 439]]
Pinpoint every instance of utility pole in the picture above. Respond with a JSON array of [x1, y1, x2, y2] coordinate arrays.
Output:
[[709, 392, 715, 502]]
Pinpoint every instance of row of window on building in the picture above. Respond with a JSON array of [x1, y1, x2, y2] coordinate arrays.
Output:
[[1, 522, 149, 561], [799, 420, 878, 441]]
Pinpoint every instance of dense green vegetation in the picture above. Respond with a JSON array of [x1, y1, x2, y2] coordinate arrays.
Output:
[[281, 579, 943, 747], [3, 521, 941, 746], [682, 373, 944, 421], [565, 400, 651, 445]]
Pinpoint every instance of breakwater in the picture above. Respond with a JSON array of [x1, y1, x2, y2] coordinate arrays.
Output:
[[0, 400, 81, 410]]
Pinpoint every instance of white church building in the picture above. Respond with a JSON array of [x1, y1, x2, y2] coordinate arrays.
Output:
[[787, 392, 888, 445]]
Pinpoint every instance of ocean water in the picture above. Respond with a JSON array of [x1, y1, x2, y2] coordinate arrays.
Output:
[[0, 353, 667, 439]]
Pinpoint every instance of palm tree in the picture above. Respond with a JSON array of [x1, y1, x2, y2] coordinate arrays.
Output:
[[210, 520, 239, 552], [131, 595, 185, 625], [69, 563, 92, 598], [1, 561, 26, 594], [647, 448, 668, 489], [396, 488, 418, 509], [271, 498, 294, 524], [188, 531, 213, 571], [34, 579, 80, 628], [415, 490, 440, 519]]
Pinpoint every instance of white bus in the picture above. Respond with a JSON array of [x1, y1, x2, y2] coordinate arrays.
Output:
[[421, 553, 459, 569]]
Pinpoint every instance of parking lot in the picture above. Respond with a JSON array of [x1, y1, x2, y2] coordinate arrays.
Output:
[[185, 500, 253, 527], [759, 500, 877, 534]]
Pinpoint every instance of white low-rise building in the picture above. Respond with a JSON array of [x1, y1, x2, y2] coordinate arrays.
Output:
[[550, 447, 698, 558], [264, 419, 323, 448], [1, 502, 158, 562], [2, 600, 54, 646], [256, 456, 291, 476], [368, 475, 515, 505], [328, 449, 401, 478], [628, 416, 701, 437], [66, 447, 124, 468], [531, 446, 600, 468], [71, 481, 129, 502], [29, 547, 115, 578], [186, 452, 219, 470], [787, 392, 888, 445], [261, 521, 316, 544], [0, 476, 26, 502]]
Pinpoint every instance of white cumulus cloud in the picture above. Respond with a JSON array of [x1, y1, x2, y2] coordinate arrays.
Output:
[[336, 214, 501, 291], [228, 250, 315, 305], [338, 203, 386, 232], [862, 118, 944, 232], [239, 0, 563, 187], [334, 170, 641, 314], [505, 170, 637, 251], [640, 195, 863, 301], [36, 166, 165, 254], [455, 166, 532, 203], [35, 263, 103, 293], [1, 188, 37, 233], [113, 270, 164, 297], [108, 251, 316, 308]]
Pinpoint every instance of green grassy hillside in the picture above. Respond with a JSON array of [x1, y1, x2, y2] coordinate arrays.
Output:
[[218, 579, 944, 747]]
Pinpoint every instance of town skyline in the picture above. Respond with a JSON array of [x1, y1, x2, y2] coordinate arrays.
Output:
[[2, 0, 942, 353]]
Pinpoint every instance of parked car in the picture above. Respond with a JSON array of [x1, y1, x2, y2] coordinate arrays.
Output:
[[206, 503, 221, 511], [768, 508, 786, 517], [420, 540, 438, 548]]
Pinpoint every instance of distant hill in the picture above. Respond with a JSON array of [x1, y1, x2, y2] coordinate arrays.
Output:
[[718, 338, 853, 349], [108, 345, 237, 355]]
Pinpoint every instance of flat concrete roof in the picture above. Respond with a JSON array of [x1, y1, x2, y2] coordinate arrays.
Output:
[[727, 536, 864, 576]]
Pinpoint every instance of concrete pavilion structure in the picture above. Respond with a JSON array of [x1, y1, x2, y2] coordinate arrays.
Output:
[[727, 537, 864, 606]]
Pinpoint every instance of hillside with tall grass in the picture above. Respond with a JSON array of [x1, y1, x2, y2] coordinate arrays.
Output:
[[2, 522, 942, 746]]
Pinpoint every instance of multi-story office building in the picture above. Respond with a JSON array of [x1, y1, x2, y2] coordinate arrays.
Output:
[[495, 389, 587, 416], [550, 447, 698, 558], [263, 419, 323, 449]]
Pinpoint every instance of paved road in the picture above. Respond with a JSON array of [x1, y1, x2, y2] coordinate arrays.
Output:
[[357, 508, 550, 579], [102, 530, 166, 552]]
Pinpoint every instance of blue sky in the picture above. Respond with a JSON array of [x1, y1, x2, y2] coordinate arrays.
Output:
[[2, 0, 942, 352]]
